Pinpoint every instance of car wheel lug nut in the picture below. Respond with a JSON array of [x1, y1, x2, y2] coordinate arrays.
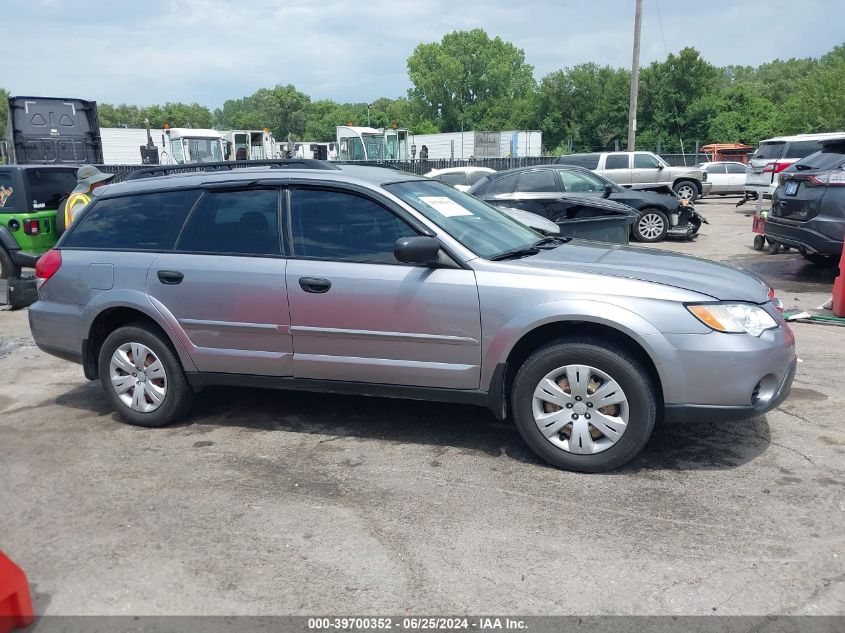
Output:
[[587, 402, 593, 408], [566, 403, 573, 409], [572, 414, 578, 420], [585, 414, 591, 419], [575, 396, 582, 401]]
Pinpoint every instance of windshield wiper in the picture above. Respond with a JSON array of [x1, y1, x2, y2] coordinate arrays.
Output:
[[489, 236, 570, 261]]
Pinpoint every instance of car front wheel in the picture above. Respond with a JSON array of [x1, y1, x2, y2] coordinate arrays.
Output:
[[673, 180, 699, 202], [632, 208, 669, 242], [98, 323, 193, 427], [511, 338, 657, 472]]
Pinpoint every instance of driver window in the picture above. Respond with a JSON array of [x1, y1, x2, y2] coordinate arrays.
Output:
[[633, 154, 661, 169], [558, 170, 605, 193]]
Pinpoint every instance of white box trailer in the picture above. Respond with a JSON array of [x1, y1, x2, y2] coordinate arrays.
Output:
[[101, 127, 226, 165], [101, 127, 162, 164], [408, 130, 542, 160]]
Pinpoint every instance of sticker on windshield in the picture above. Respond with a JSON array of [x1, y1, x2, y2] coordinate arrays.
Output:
[[419, 196, 473, 217]]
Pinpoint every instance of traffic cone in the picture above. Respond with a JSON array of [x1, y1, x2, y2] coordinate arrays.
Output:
[[0, 552, 34, 633], [833, 239, 845, 318]]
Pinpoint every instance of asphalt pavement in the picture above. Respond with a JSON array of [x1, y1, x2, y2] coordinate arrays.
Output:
[[0, 197, 843, 616]]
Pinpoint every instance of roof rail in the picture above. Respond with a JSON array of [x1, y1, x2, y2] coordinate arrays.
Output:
[[123, 159, 341, 181]]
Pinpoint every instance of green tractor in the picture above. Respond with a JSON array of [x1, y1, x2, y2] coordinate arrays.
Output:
[[0, 165, 78, 308]]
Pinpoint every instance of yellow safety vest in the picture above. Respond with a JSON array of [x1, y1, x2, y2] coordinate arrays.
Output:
[[64, 192, 91, 227]]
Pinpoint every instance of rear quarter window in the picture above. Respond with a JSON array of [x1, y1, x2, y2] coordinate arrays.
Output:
[[62, 189, 200, 251], [753, 142, 785, 160]]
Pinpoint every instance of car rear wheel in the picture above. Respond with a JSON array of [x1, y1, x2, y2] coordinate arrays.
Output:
[[511, 338, 657, 472], [673, 180, 699, 203], [632, 208, 669, 242], [98, 323, 193, 427], [0, 247, 20, 280]]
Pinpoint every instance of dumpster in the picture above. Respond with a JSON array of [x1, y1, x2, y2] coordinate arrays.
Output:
[[488, 194, 639, 245]]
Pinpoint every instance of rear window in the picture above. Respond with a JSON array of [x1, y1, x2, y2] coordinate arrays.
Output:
[[786, 140, 824, 159], [753, 142, 785, 160], [555, 153, 600, 169], [63, 190, 200, 251], [793, 146, 845, 171], [25, 169, 77, 211], [436, 172, 468, 187]]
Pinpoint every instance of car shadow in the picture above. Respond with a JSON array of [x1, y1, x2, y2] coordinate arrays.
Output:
[[727, 252, 838, 294], [44, 382, 771, 473]]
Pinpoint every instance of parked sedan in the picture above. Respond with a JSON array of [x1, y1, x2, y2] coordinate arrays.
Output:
[[425, 166, 496, 192], [695, 161, 747, 195], [468, 164, 695, 242]]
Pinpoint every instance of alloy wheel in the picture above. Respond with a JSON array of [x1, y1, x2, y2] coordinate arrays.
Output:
[[637, 213, 665, 241]]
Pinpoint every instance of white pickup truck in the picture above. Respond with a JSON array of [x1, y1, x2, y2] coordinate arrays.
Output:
[[555, 151, 712, 202]]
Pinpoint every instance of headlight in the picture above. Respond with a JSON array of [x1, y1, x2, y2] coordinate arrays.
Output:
[[687, 303, 778, 336]]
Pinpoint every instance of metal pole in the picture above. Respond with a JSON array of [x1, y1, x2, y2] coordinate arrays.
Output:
[[367, 105, 371, 127], [627, 0, 643, 151]]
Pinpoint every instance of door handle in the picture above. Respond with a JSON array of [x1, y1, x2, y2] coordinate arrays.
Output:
[[157, 270, 184, 285], [299, 277, 331, 293]]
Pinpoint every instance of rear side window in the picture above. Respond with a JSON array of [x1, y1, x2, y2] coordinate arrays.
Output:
[[516, 170, 556, 193], [177, 189, 281, 256], [786, 140, 823, 159], [753, 142, 785, 160], [63, 190, 200, 250], [0, 172, 17, 213], [555, 153, 600, 169], [25, 169, 77, 211], [486, 173, 519, 195], [605, 154, 629, 169]]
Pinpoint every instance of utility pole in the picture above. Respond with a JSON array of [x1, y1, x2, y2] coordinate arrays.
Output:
[[627, 0, 643, 151]]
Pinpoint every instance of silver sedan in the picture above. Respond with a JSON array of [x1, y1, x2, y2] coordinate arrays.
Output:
[[696, 161, 747, 195]]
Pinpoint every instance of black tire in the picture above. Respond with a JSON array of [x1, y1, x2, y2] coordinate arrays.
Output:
[[632, 208, 669, 243], [766, 239, 781, 255], [97, 323, 193, 427], [511, 337, 657, 473], [688, 215, 702, 239], [0, 247, 20, 280], [800, 250, 837, 266], [673, 180, 699, 203], [753, 234, 766, 251]]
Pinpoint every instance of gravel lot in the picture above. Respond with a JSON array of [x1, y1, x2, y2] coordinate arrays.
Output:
[[1, 196, 843, 616]]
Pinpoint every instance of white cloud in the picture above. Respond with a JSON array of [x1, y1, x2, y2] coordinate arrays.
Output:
[[2, 0, 841, 107]]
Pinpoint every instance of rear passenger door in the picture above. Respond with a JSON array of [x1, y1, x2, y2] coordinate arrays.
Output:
[[146, 187, 293, 377], [602, 154, 632, 185]]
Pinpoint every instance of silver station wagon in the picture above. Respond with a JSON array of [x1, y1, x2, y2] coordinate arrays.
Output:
[[29, 162, 796, 472]]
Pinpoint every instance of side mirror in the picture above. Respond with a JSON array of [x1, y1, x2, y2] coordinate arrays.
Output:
[[657, 163, 665, 170], [394, 236, 441, 265], [603, 184, 613, 198]]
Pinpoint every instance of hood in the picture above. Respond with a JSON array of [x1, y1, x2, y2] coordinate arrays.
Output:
[[668, 166, 705, 181], [507, 240, 770, 302]]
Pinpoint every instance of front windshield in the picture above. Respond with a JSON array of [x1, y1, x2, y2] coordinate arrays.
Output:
[[184, 138, 223, 163], [384, 180, 541, 259], [362, 134, 386, 160]]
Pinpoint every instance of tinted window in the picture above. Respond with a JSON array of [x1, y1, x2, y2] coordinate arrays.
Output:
[[436, 172, 468, 187], [486, 173, 519, 195], [177, 189, 280, 256], [516, 170, 557, 193], [25, 169, 77, 211], [726, 163, 746, 173], [787, 140, 824, 159], [633, 154, 661, 169], [63, 190, 200, 250], [558, 169, 607, 193], [706, 164, 727, 174], [793, 146, 845, 171], [0, 172, 17, 213], [605, 154, 629, 169], [753, 142, 785, 160], [555, 153, 600, 169], [290, 188, 416, 264]]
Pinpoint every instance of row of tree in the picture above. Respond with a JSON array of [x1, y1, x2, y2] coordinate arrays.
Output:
[[2, 32, 843, 154]]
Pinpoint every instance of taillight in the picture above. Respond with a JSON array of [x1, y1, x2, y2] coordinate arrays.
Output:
[[762, 161, 791, 174], [35, 249, 62, 289], [807, 170, 845, 186], [23, 219, 40, 235]]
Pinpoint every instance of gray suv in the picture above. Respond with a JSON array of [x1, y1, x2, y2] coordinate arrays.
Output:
[[29, 163, 796, 472]]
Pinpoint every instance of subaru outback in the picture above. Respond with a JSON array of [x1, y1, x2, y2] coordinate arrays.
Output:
[[29, 163, 796, 472]]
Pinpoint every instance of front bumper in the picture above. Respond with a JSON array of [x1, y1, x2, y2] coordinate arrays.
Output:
[[700, 181, 713, 196], [765, 217, 844, 256]]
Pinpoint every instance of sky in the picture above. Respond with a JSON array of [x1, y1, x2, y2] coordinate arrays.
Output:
[[3, 0, 842, 109]]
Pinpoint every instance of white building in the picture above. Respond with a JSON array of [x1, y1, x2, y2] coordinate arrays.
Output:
[[408, 130, 542, 160]]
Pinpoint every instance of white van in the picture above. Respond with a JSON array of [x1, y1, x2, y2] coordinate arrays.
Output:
[[746, 132, 845, 199]]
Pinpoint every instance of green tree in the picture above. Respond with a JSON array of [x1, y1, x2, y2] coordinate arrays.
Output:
[[0, 86, 8, 141], [777, 51, 845, 133], [216, 84, 311, 139], [407, 29, 535, 132], [98, 102, 213, 129], [685, 84, 780, 144]]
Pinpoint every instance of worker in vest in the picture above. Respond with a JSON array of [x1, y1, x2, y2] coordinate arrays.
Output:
[[56, 165, 114, 235]]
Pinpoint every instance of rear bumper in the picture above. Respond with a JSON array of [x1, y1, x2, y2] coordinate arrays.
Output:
[[746, 183, 776, 199], [664, 356, 796, 423], [28, 299, 86, 362], [10, 250, 41, 268], [764, 217, 844, 256]]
